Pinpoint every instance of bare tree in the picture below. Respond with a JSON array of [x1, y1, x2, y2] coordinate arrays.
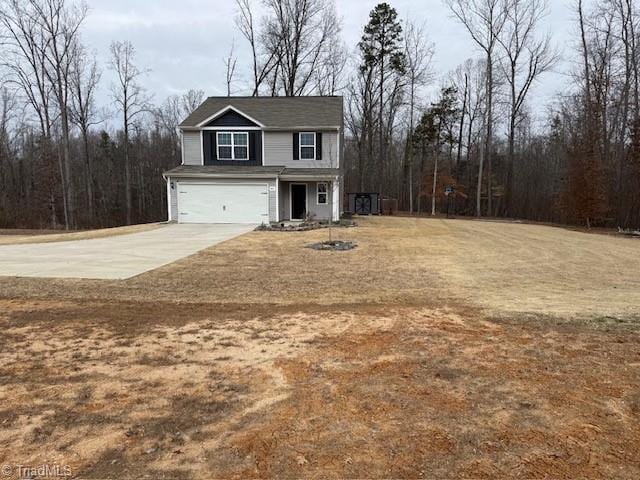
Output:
[[69, 43, 101, 220], [403, 20, 434, 213], [446, 0, 509, 216], [453, 58, 487, 168], [313, 36, 348, 95], [33, 0, 87, 229], [263, 0, 339, 96], [497, 0, 557, 215], [235, 0, 280, 95], [155, 89, 205, 146], [0, 0, 53, 138], [224, 41, 238, 97], [180, 89, 205, 115], [109, 40, 151, 225], [0, 0, 86, 228]]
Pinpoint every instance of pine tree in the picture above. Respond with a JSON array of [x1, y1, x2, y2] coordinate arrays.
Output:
[[358, 3, 406, 196]]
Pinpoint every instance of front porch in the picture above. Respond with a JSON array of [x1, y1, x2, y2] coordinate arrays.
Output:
[[278, 178, 340, 222]]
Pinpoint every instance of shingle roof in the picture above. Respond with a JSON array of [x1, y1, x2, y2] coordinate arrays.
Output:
[[280, 168, 342, 177], [179, 96, 343, 129], [164, 165, 342, 177], [164, 165, 283, 177]]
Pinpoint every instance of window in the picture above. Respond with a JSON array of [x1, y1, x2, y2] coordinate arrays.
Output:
[[300, 132, 316, 160], [217, 132, 249, 160], [317, 182, 328, 205]]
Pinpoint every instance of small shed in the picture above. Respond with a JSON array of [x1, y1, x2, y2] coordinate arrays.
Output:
[[347, 193, 381, 215]]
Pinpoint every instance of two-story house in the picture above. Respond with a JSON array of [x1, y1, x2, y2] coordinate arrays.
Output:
[[163, 96, 343, 224]]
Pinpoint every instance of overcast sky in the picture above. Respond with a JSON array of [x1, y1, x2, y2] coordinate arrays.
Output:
[[83, 0, 581, 126]]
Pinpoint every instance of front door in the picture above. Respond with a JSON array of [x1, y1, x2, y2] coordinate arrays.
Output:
[[291, 184, 307, 220]]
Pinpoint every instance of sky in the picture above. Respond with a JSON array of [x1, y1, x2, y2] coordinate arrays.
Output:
[[82, 0, 581, 126]]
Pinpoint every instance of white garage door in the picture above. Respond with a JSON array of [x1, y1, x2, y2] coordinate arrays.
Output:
[[178, 183, 269, 224]]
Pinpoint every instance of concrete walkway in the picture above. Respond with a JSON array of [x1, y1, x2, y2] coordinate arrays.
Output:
[[0, 224, 255, 280]]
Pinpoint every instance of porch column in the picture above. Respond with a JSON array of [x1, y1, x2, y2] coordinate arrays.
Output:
[[332, 179, 340, 221]]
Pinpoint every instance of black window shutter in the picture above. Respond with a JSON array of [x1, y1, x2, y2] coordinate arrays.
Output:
[[316, 132, 322, 160], [251, 131, 262, 164], [293, 132, 299, 160], [211, 132, 218, 161], [248, 131, 256, 162], [203, 131, 213, 163]]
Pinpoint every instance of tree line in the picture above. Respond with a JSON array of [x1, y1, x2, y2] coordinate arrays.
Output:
[[0, 0, 639, 230]]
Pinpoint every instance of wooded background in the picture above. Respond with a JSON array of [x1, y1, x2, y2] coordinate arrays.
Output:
[[0, 0, 638, 230]]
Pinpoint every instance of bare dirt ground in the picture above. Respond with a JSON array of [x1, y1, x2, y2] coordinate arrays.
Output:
[[0, 223, 161, 245], [0, 217, 638, 479]]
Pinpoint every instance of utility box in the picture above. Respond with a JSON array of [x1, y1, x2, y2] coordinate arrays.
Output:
[[347, 193, 381, 215]]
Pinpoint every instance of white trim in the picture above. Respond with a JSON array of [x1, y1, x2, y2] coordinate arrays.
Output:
[[262, 126, 340, 132], [167, 173, 279, 179], [275, 176, 280, 222], [182, 125, 341, 132], [217, 131, 249, 161], [299, 132, 316, 160], [201, 126, 261, 131], [289, 182, 307, 220], [316, 182, 328, 206], [166, 177, 173, 221], [195, 105, 266, 128], [279, 175, 339, 182], [337, 128, 340, 169], [200, 130, 204, 165], [180, 132, 185, 166]]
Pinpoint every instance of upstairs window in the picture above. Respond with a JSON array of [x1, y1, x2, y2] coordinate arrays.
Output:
[[300, 132, 316, 160], [217, 132, 248, 160], [317, 182, 328, 205]]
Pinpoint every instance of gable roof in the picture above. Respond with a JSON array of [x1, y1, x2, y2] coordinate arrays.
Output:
[[180, 96, 343, 130]]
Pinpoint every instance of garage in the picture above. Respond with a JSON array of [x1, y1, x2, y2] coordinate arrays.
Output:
[[177, 183, 270, 224]]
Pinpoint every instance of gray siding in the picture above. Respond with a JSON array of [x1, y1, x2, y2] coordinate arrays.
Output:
[[279, 181, 333, 220], [182, 131, 202, 165], [263, 131, 339, 168], [168, 177, 277, 222]]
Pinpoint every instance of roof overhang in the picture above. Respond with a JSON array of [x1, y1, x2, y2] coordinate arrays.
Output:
[[263, 126, 341, 132], [166, 172, 280, 179], [180, 125, 341, 132], [279, 174, 340, 181]]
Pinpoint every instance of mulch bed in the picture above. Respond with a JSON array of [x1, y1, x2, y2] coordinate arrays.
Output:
[[256, 220, 356, 232], [306, 240, 357, 251]]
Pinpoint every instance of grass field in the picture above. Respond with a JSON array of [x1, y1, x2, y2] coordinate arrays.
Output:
[[0, 223, 161, 245], [0, 217, 638, 478]]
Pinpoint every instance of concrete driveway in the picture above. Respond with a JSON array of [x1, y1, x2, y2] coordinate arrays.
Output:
[[0, 224, 255, 280]]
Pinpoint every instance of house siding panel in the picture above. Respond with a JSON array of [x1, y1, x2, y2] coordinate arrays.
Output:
[[264, 131, 338, 168], [183, 131, 202, 165]]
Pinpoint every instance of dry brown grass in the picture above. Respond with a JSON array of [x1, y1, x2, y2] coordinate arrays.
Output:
[[0, 217, 639, 479], [1, 216, 639, 318], [0, 222, 162, 245]]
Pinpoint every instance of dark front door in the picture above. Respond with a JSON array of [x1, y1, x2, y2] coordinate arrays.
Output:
[[291, 184, 307, 220]]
